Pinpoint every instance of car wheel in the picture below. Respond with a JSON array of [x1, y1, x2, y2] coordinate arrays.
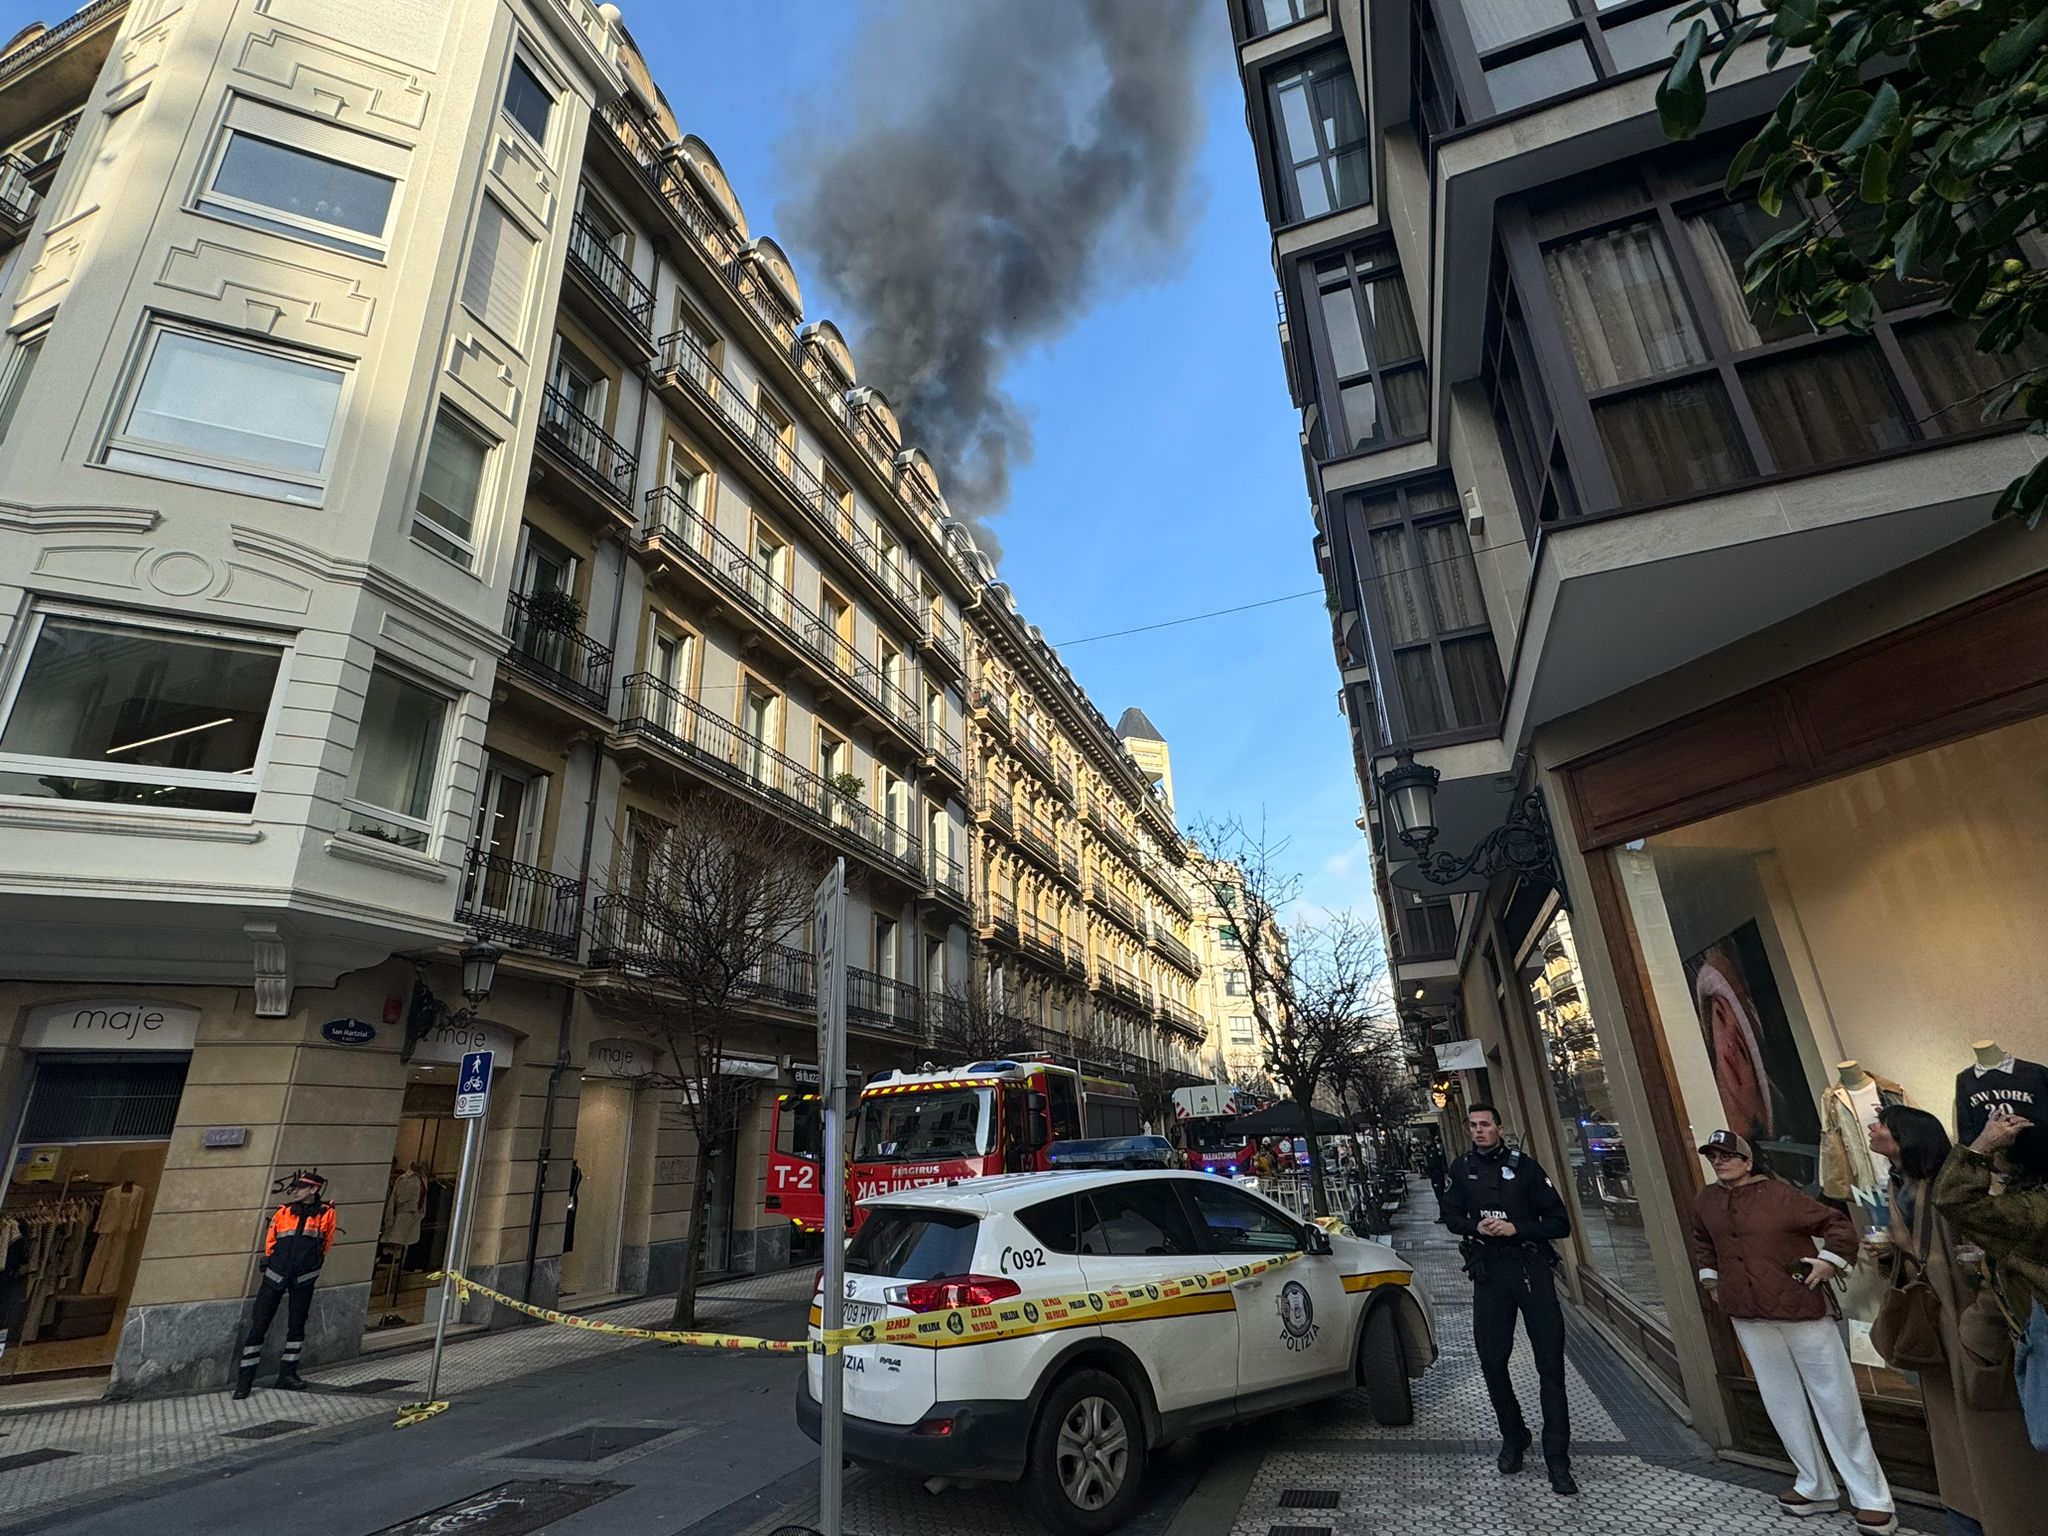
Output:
[[1359, 1300, 1412, 1425], [1024, 1368, 1147, 1536]]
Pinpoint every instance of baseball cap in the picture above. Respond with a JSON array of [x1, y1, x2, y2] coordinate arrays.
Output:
[[1697, 1129, 1752, 1160]]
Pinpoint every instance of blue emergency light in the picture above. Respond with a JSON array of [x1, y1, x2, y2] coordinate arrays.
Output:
[[1045, 1135, 1177, 1170]]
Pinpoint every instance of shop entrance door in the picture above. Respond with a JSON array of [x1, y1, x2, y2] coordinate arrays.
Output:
[[561, 1080, 632, 1297], [1, 1055, 188, 1381], [370, 1072, 463, 1331], [698, 1128, 737, 1275]]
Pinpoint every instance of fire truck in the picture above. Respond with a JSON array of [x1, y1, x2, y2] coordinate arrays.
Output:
[[845, 1056, 1141, 1225], [1172, 1083, 1258, 1176], [766, 1090, 826, 1243]]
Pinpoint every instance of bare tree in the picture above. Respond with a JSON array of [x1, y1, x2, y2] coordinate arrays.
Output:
[[1193, 819, 1391, 1216], [592, 791, 826, 1327], [929, 961, 1029, 1061]]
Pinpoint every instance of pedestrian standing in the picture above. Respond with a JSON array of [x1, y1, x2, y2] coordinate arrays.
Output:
[[1424, 1140, 1449, 1199], [1441, 1104, 1576, 1495], [232, 1169, 336, 1399], [1867, 1106, 2044, 1536], [1688, 1129, 1896, 1534]]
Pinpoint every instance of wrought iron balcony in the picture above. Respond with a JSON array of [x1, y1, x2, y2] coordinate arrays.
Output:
[[847, 965, 922, 1036], [1018, 807, 1062, 871], [588, 896, 816, 1008], [924, 718, 965, 777], [538, 383, 636, 509], [566, 211, 655, 337], [980, 891, 1019, 945], [1156, 998, 1204, 1044], [974, 686, 1012, 736], [615, 672, 923, 879], [1150, 924, 1200, 977], [973, 774, 1014, 836], [1015, 714, 1055, 777], [1089, 881, 1143, 936], [503, 590, 614, 713], [1053, 758, 1076, 802], [1017, 909, 1066, 968], [926, 846, 968, 903], [0, 156, 39, 237], [456, 848, 583, 959], [924, 610, 964, 672], [1086, 798, 1142, 868]]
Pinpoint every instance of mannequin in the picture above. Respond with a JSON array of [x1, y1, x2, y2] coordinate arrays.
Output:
[[1954, 1039, 2048, 1146], [1819, 1061, 1906, 1219], [81, 1180, 144, 1295]]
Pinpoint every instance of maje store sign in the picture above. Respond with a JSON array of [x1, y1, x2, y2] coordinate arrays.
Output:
[[23, 999, 200, 1052]]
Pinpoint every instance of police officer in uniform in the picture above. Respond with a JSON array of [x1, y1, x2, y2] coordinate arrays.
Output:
[[1441, 1104, 1577, 1496], [232, 1169, 336, 1399]]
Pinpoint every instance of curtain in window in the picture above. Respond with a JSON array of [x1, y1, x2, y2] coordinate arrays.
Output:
[[1900, 316, 2048, 435], [1682, 203, 1805, 349], [1369, 526, 1431, 645], [1463, 0, 1574, 52], [1594, 378, 1752, 505], [1545, 221, 1707, 388], [1394, 650, 1447, 737], [1742, 341, 1909, 471], [1417, 521, 1488, 631], [1362, 274, 1423, 363], [1442, 637, 1505, 729]]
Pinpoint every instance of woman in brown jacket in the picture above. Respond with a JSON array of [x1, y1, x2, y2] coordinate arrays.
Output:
[[1870, 1106, 2044, 1536], [1689, 1129, 1896, 1534]]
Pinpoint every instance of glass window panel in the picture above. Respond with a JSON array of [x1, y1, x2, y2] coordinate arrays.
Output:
[[1463, 0, 1575, 53], [1362, 274, 1423, 364], [1339, 379, 1382, 449], [1332, 147, 1373, 210], [1682, 202, 1809, 349], [1442, 636, 1506, 728], [1383, 366, 1430, 437], [502, 56, 553, 146], [1741, 340, 1912, 472], [1417, 521, 1490, 632], [1545, 219, 1708, 388], [1269, 48, 1370, 222], [0, 332, 43, 446], [1524, 911, 1662, 1320], [1393, 648, 1449, 737], [414, 409, 488, 561], [0, 617, 279, 777], [1486, 39, 1598, 112], [1320, 286, 1370, 377], [1900, 315, 2048, 435], [1369, 526, 1431, 646], [210, 132, 394, 240], [1594, 376, 1753, 504], [347, 669, 446, 848], [1601, 6, 1688, 71], [118, 330, 343, 482]]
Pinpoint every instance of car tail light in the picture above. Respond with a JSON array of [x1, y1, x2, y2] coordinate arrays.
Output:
[[884, 1275, 1021, 1312], [912, 1417, 954, 1436]]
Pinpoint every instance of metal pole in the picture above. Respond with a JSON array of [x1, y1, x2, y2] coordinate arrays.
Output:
[[425, 1109, 481, 1404], [815, 858, 848, 1536]]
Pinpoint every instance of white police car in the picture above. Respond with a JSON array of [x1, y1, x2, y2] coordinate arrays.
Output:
[[795, 1167, 1435, 1535]]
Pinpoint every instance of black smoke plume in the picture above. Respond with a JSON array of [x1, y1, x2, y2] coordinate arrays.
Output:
[[779, 0, 1209, 557]]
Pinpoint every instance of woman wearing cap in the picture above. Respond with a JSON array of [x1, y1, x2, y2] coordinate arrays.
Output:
[[1689, 1129, 1895, 1534]]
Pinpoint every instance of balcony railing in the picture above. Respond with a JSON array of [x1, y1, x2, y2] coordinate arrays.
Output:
[[1086, 798, 1141, 867], [0, 0, 121, 88], [924, 610, 964, 671], [980, 892, 1019, 944], [1150, 924, 1200, 976], [589, 897, 816, 1008], [0, 156, 38, 234], [566, 212, 655, 336], [974, 775, 1014, 836], [1156, 999, 1204, 1043], [1090, 882, 1142, 935], [1018, 808, 1061, 870], [650, 329, 925, 625], [1017, 909, 1066, 968], [974, 686, 1012, 733], [926, 846, 968, 902], [616, 672, 923, 878], [1053, 758, 1076, 802], [1015, 716, 1055, 780], [847, 965, 922, 1036], [538, 383, 635, 508], [924, 718, 965, 776], [503, 590, 614, 713], [456, 848, 583, 959]]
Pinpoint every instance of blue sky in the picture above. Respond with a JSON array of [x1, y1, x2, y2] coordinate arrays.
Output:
[[0, 0, 1371, 920], [643, 3, 1369, 920]]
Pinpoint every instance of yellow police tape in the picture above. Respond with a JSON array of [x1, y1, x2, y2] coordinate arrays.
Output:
[[393, 1241, 1370, 1427]]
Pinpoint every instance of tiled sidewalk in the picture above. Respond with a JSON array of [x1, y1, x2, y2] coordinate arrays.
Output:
[[1223, 1178, 1940, 1536], [0, 1266, 818, 1527]]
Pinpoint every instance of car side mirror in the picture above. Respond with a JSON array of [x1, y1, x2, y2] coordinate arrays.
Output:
[[1302, 1226, 1333, 1256], [1022, 1091, 1049, 1149]]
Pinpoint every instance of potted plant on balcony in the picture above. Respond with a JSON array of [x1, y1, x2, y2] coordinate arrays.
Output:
[[524, 586, 584, 634]]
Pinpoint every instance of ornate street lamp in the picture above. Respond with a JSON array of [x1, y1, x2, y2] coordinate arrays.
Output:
[[402, 940, 505, 1062], [460, 940, 503, 1008], [1375, 750, 1564, 897]]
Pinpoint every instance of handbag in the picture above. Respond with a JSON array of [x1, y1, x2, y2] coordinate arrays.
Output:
[[1956, 1283, 2020, 1410], [1871, 1195, 1945, 1371]]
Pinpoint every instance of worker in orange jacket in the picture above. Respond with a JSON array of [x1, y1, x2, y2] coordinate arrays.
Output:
[[233, 1169, 336, 1398]]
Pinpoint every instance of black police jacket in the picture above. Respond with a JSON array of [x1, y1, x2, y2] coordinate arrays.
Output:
[[1442, 1144, 1572, 1249]]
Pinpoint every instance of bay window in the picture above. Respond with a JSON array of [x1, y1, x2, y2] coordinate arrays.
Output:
[[412, 406, 491, 566], [103, 323, 346, 503], [0, 610, 285, 813], [1265, 46, 1370, 223], [198, 96, 402, 259], [1310, 246, 1427, 451], [345, 667, 449, 850]]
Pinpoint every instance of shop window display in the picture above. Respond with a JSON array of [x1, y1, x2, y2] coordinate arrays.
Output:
[[1523, 911, 1663, 1322], [1612, 711, 2048, 1376]]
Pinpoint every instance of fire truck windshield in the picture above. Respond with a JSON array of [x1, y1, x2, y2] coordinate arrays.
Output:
[[854, 1087, 993, 1162], [1185, 1119, 1243, 1152]]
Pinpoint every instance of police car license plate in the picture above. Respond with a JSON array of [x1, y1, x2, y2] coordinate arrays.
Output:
[[841, 1300, 885, 1327]]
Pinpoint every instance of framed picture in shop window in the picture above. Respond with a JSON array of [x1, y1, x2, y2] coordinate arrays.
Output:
[[1683, 919, 1823, 1188]]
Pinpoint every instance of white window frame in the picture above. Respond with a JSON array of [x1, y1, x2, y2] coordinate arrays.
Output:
[[410, 402, 495, 570], [193, 94, 406, 261], [0, 603, 292, 814], [0, 323, 49, 446], [99, 318, 351, 506], [341, 661, 455, 853]]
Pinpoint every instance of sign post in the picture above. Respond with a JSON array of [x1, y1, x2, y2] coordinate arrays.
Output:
[[813, 860, 848, 1536], [426, 1048, 492, 1405]]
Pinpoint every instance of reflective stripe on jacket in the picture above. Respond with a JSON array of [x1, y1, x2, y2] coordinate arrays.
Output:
[[263, 1200, 336, 1279]]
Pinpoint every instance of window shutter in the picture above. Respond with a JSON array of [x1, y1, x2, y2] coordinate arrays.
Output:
[[460, 196, 533, 344]]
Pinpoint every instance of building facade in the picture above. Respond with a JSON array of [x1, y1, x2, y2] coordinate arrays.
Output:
[[1230, 0, 2048, 1491], [0, 0, 1203, 1398]]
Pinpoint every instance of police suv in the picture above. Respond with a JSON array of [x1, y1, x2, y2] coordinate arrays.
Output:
[[795, 1165, 1435, 1535]]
